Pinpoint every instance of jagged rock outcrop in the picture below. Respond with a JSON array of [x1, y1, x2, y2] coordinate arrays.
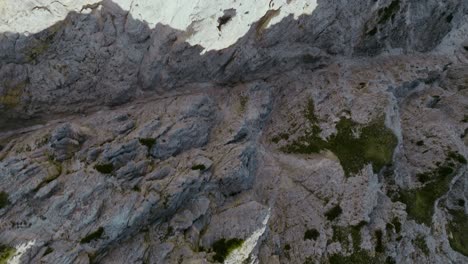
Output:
[[0, 0, 467, 263]]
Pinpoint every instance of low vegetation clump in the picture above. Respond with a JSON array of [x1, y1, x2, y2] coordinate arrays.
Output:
[[138, 138, 156, 149], [304, 229, 320, 241], [0, 244, 15, 264], [329, 222, 382, 264], [239, 95, 248, 113], [94, 163, 114, 174], [191, 164, 206, 171], [327, 117, 398, 176], [462, 115, 468, 123], [282, 98, 397, 177], [271, 133, 290, 144], [0, 81, 27, 109], [331, 222, 366, 251], [325, 205, 343, 221], [391, 217, 402, 233], [447, 209, 468, 256], [0, 192, 10, 209], [414, 235, 429, 256], [43, 247, 54, 256], [211, 238, 244, 263], [34, 160, 63, 192], [80, 227, 104, 244], [398, 151, 465, 226], [375, 230, 384, 253]]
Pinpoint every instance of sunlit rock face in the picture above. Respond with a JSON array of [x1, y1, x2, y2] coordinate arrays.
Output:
[[0, 0, 317, 52], [0, 0, 468, 264]]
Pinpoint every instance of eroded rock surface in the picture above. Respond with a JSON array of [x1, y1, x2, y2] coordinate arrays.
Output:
[[1, 0, 468, 263]]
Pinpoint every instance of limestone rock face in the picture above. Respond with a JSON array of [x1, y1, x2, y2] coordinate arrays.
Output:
[[1, 0, 468, 264]]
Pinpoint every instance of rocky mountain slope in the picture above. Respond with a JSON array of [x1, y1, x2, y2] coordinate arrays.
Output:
[[0, 0, 467, 263]]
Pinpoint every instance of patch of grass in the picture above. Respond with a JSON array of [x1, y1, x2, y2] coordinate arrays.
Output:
[[281, 98, 327, 154], [271, 133, 290, 144], [414, 235, 429, 256], [191, 164, 206, 171], [0, 244, 15, 264], [94, 163, 114, 174], [27, 42, 50, 62], [43, 247, 54, 256], [80, 227, 104, 244], [447, 209, 468, 256], [325, 205, 343, 221], [398, 152, 464, 225], [447, 151, 467, 164], [304, 229, 320, 241], [367, 27, 378, 36], [391, 217, 401, 233], [0, 81, 27, 109], [304, 256, 315, 264], [239, 95, 248, 113], [375, 230, 384, 253], [327, 117, 398, 176], [211, 238, 244, 263], [255, 9, 281, 37], [281, 98, 397, 177], [34, 160, 63, 191], [385, 256, 396, 264], [332, 223, 365, 251], [462, 115, 468, 123], [446, 13, 454, 23], [0, 192, 10, 209], [329, 222, 384, 263], [138, 138, 156, 149]]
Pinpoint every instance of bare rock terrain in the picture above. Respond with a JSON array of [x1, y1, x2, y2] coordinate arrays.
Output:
[[0, 0, 467, 263]]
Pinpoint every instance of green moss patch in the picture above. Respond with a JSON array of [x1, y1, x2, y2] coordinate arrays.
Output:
[[0, 192, 10, 209], [0, 81, 27, 109], [329, 222, 383, 264], [271, 133, 290, 144], [281, 99, 397, 177], [281, 98, 327, 154], [398, 152, 464, 226], [375, 230, 384, 253], [34, 160, 63, 191], [212, 238, 244, 263], [43, 247, 54, 256], [239, 95, 248, 113], [332, 223, 365, 251], [391, 217, 402, 233], [304, 229, 320, 241], [0, 244, 15, 264], [80, 227, 104, 244], [191, 164, 206, 171], [327, 117, 397, 176], [325, 205, 343, 221], [414, 235, 429, 256], [94, 163, 114, 174], [447, 209, 468, 256], [138, 138, 156, 149]]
